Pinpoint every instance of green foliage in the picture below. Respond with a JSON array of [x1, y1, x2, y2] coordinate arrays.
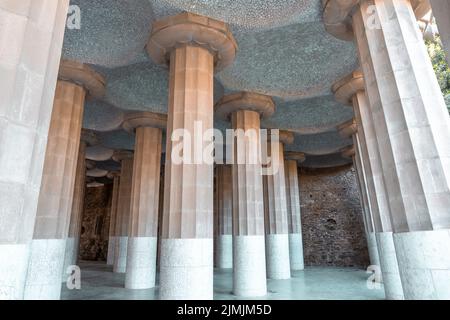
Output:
[[426, 36, 450, 112]]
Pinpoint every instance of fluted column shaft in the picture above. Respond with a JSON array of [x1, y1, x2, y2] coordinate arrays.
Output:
[[113, 157, 133, 273], [148, 12, 236, 299], [284, 160, 304, 271], [214, 164, 233, 269], [0, 0, 69, 300], [107, 174, 120, 265], [24, 80, 85, 300], [353, 91, 404, 299], [160, 45, 215, 299], [264, 142, 290, 279], [125, 127, 162, 289], [353, 0, 450, 299], [231, 110, 267, 296], [351, 136, 381, 271], [62, 141, 87, 280]]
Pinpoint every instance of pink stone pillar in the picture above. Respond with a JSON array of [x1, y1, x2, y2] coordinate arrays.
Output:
[[263, 131, 293, 279], [148, 12, 237, 300], [430, 0, 450, 64], [62, 137, 88, 281], [354, 0, 450, 299], [216, 92, 276, 297], [112, 151, 134, 273], [106, 171, 120, 266], [0, 0, 69, 300], [335, 71, 403, 298], [122, 112, 166, 289], [24, 61, 105, 300], [324, 0, 450, 299], [284, 152, 306, 271], [214, 164, 233, 269]]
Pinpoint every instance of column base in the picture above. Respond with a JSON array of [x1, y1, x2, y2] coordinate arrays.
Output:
[[0, 243, 30, 299], [215, 234, 233, 269], [233, 235, 267, 297], [160, 238, 213, 300], [62, 237, 79, 283], [288, 233, 304, 270], [376, 232, 404, 300], [367, 232, 381, 268], [125, 237, 157, 289], [24, 239, 66, 300], [266, 234, 291, 279], [394, 229, 450, 300], [106, 236, 116, 266], [113, 236, 128, 273]]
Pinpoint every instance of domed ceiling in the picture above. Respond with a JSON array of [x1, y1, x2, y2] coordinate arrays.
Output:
[[65, 0, 356, 168]]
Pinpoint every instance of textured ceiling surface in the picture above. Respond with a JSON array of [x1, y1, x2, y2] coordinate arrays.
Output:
[[64, 0, 355, 168]]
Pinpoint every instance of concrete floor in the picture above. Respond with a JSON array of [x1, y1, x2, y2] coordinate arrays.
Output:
[[61, 261, 385, 300]]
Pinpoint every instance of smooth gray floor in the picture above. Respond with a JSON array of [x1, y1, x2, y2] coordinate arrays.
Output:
[[61, 261, 385, 300]]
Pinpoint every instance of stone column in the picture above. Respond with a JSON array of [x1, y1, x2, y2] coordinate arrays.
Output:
[[214, 164, 233, 269], [156, 165, 165, 270], [111, 151, 134, 273], [0, 0, 69, 300], [24, 61, 105, 300], [122, 112, 166, 289], [263, 130, 293, 279], [62, 135, 90, 281], [284, 152, 306, 271], [216, 92, 275, 297], [325, 0, 450, 299], [341, 134, 381, 270], [106, 171, 120, 266], [147, 12, 237, 300], [335, 74, 405, 298], [430, 0, 450, 63]]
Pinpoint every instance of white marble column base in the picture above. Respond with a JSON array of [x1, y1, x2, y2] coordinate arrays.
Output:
[[215, 234, 233, 269], [288, 233, 304, 270], [107, 236, 116, 266], [376, 232, 403, 300], [125, 237, 157, 289], [159, 238, 213, 300], [394, 229, 450, 300], [24, 239, 66, 300], [62, 237, 79, 283], [266, 234, 291, 279], [233, 235, 267, 297], [367, 232, 381, 268], [113, 236, 128, 273], [0, 243, 30, 299]]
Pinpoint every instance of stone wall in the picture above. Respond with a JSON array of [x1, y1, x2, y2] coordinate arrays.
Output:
[[79, 184, 112, 261], [299, 165, 369, 268]]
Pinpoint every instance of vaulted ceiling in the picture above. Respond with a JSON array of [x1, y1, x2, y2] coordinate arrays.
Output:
[[64, 0, 358, 168]]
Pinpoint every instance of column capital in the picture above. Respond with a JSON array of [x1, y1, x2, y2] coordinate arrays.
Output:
[[337, 119, 357, 138], [122, 111, 167, 133], [341, 146, 356, 159], [112, 150, 134, 162], [215, 91, 276, 121], [58, 59, 106, 99], [332, 70, 364, 105], [147, 12, 238, 72], [322, 0, 431, 41], [86, 146, 114, 161], [87, 168, 108, 178], [268, 129, 294, 145], [284, 151, 306, 163], [107, 171, 121, 179], [80, 129, 99, 147], [85, 159, 96, 170]]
